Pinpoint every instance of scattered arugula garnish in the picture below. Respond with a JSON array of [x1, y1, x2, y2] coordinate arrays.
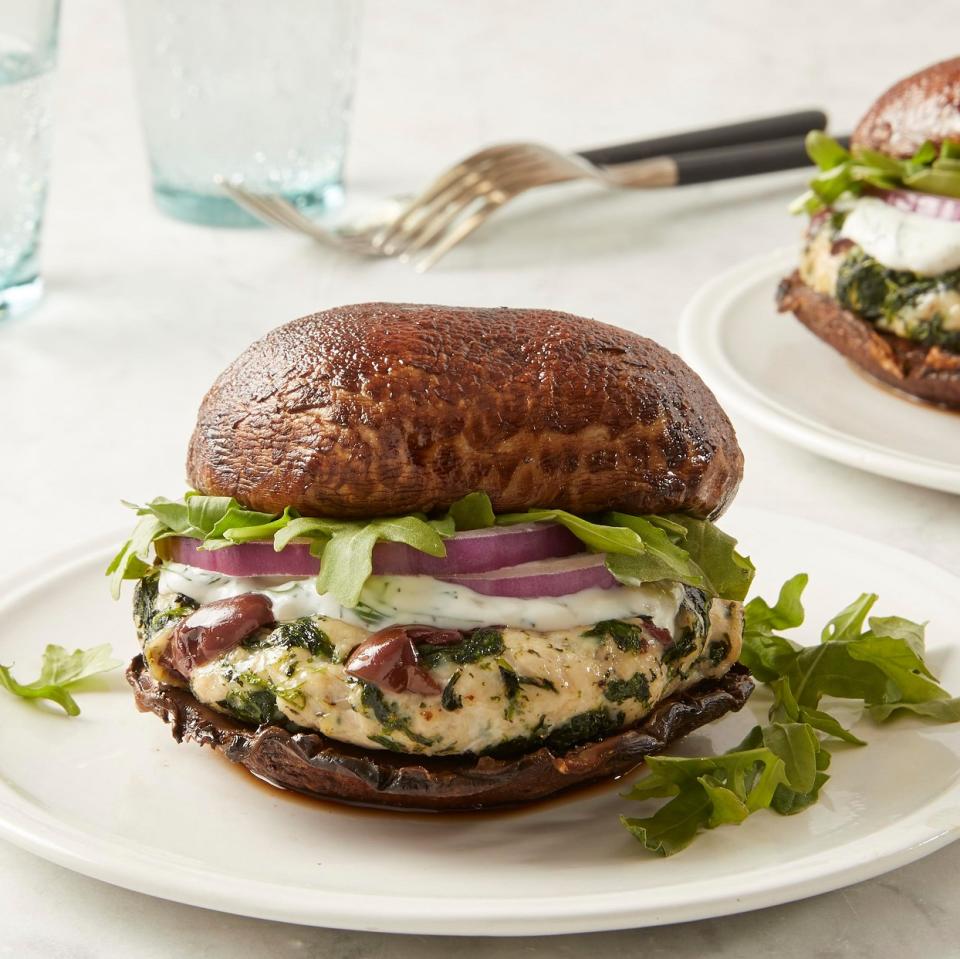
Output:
[[108, 492, 754, 609], [622, 574, 960, 855], [791, 130, 960, 215], [0, 644, 121, 717]]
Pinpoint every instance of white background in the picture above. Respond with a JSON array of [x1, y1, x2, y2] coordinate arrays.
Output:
[[1, 0, 959, 954]]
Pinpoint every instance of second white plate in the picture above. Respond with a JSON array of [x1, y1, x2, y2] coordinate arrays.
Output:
[[679, 248, 960, 495]]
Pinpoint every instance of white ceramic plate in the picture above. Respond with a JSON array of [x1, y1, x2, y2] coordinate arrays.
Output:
[[679, 249, 960, 495], [1, 510, 959, 936]]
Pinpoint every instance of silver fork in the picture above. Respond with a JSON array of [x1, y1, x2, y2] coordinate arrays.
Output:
[[372, 143, 678, 271], [220, 110, 829, 271]]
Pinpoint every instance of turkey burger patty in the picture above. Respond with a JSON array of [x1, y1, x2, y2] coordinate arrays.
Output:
[[135, 568, 742, 757]]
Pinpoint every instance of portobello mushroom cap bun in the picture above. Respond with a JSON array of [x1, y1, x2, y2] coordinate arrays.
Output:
[[778, 56, 960, 409], [112, 303, 756, 810]]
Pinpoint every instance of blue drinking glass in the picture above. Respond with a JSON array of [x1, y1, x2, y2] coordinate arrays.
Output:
[[0, 0, 60, 318], [125, 0, 362, 228]]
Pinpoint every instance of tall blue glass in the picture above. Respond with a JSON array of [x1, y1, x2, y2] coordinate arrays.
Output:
[[0, 0, 59, 318], [125, 0, 362, 228]]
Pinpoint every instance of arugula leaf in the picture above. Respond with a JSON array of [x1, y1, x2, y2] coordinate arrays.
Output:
[[870, 699, 960, 722], [185, 494, 237, 534], [657, 514, 756, 602], [621, 747, 790, 855], [272, 515, 352, 551], [820, 593, 877, 643], [624, 575, 958, 855], [106, 515, 166, 599], [607, 513, 708, 580], [111, 491, 752, 606], [866, 615, 927, 658], [792, 133, 960, 214], [0, 644, 121, 716], [622, 787, 712, 854], [746, 573, 808, 632], [739, 574, 807, 682], [769, 677, 865, 745], [497, 507, 753, 601], [762, 721, 820, 793], [447, 491, 496, 531], [700, 777, 750, 827], [743, 579, 952, 717], [315, 516, 447, 608], [497, 508, 648, 554], [139, 497, 197, 535], [622, 784, 716, 856], [806, 129, 851, 170], [213, 506, 296, 544], [428, 514, 457, 537]]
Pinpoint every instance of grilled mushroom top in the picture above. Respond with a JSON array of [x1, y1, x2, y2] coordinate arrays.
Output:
[[187, 303, 743, 520]]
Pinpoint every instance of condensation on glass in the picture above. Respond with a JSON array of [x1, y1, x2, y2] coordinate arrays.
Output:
[[125, 0, 362, 227]]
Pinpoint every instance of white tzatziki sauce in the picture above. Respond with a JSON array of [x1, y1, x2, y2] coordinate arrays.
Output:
[[157, 562, 684, 632], [841, 196, 960, 276]]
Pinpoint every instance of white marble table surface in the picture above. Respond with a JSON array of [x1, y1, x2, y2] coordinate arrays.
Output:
[[2, 0, 959, 954]]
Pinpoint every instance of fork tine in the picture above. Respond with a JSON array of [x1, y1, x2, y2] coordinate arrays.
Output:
[[383, 152, 550, 258], [403, 153, 567, 264], [372, 143, 531, 249], [412, 193, 510, 272], [374, 144, 541, 253], [377, 170, 491, 255], [407, 155, 584, 270]]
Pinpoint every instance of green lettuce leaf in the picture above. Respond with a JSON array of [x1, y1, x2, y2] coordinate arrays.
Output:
[[0, 644, 121, 717]]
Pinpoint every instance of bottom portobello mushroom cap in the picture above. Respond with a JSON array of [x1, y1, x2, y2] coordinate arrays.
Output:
[[777, 271, 960, 410], [128, 655, 754, 810]]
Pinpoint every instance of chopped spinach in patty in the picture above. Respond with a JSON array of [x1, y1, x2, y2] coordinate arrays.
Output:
[[133, 573, 198, 641], [604, 671, 650, 705], [441, 671, 463, 711], [484, 707, 627, 758], [245, 617, 336, 661], [545, 707, 625, 752], [707, 637, 732, 666], [418, 627, 504, 669], [361, 682, 436, 747], [583, 619, 648, 652]]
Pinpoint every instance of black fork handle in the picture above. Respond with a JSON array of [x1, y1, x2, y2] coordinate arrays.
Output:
[[672, 133, 850, 185], [576, 110, 828, 167]]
